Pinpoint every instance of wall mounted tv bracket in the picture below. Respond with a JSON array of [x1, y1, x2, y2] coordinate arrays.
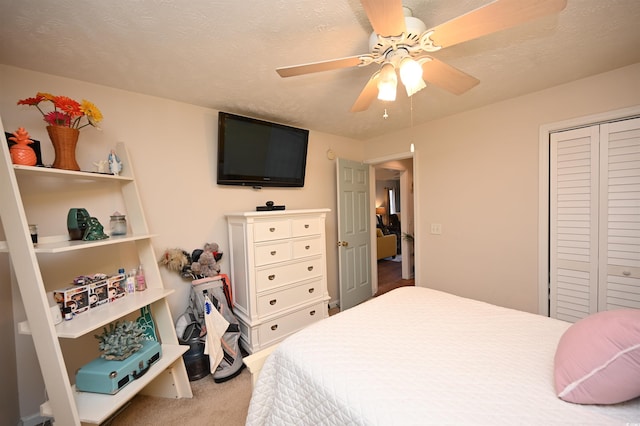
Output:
[[256, 201, 285, 211]]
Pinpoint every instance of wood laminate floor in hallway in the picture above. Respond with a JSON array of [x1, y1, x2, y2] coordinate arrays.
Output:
[[375, 257, 414, 296]]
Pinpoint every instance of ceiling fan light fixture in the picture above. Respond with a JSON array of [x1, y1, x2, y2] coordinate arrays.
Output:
[[404, 78, 427, 97], [377, 62, 397, 101], [399, 57, 426, 96], [377, 80, 397, 101], [278, 0, 568, 113]]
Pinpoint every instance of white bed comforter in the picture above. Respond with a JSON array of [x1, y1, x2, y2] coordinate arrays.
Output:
[[246, 287, 640, 425]]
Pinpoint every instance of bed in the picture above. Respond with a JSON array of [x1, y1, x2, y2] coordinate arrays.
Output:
[[245, 287, 640, 425]]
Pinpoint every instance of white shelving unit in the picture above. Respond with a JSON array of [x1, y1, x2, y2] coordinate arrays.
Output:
[[0, 122, 192, 425]]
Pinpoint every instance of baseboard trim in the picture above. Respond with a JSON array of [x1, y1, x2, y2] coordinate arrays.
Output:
[[328, 300, 339, 310]]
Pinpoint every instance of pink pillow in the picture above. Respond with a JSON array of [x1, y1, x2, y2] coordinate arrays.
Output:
[[554, 309, 640, 404]]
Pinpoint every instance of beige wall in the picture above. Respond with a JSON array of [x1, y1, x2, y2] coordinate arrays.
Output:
[[0, 64, 364, 419], [365, 62, 640, 314]]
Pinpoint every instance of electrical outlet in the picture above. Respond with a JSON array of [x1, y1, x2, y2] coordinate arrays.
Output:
[[430, 223, 442, 235]]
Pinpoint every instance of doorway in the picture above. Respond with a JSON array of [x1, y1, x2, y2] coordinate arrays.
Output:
[[370, 155, 415, 295]]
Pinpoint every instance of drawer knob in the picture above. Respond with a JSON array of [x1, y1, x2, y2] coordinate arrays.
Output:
[[271, 324, 278, 331], [305, 245, 310, 250], [309, 310, 316, 316], [270, 250, 277, 256], [268, 274, 276, 280], [269, 227, 275, 232], [304, 224, 310, 229], [307, 266, 314, 271], [269, 299, 277, 305], [308, 288, 315, 293], [623, 270, 631, 276]]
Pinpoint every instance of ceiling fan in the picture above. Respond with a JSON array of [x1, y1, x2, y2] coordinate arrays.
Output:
[[276, 0, 567, 112]]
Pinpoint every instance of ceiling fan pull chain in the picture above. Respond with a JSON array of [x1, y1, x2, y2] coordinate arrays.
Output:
[[410, 96, 415, 153]]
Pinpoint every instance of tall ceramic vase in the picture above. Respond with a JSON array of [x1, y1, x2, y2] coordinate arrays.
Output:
[[46, 125, 80, 171]]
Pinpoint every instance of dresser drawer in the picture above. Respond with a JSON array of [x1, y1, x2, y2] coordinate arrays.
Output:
[[292, 217, 322, 237], [292, 236, 323, 259], [257, 279, 323, 316], [258, 302, 325, 347], [254, 241, 292, 266], [254, 220, 291, 242], [255, 257, 323, 292]]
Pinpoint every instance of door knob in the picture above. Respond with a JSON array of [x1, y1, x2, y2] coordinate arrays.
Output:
[[337, 241, 349, 247]]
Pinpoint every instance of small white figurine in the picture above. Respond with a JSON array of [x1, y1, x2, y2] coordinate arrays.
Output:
[[93, 160, 108, 173], [108, 150, 123, 176]]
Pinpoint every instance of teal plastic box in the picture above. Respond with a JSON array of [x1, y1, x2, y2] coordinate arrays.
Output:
[[75, 340, 162, 394]]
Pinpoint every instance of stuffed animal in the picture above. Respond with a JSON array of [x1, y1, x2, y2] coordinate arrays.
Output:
[[190, 243, 223, 278], [202, 250, 221, 276], [159, 244, 223, 279], [158, 248, 191, 273], [204, 242, 223, 262]]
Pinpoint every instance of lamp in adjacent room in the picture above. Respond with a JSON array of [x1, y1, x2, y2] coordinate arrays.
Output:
[[376, 206, 386, 227]]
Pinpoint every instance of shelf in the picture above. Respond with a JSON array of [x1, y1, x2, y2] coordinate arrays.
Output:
[[34, 234, 157, 254], [2, 140, 193, 424], [0, 234, 157, 254], [40, 343, 189, 424], [13, 164, 133, 182], [19, 288, 174, 338]]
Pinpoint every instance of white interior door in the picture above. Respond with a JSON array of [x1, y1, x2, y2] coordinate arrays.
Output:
[[550, 116, 640, 322], [550, 126, 600, 322], [336, 158, 372, 310], [598, 117, 640, 311]]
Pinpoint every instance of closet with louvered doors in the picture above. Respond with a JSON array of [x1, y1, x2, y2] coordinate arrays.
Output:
[[550, 117, 640, 323]]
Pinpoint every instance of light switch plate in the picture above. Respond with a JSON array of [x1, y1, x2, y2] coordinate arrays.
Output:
[[430, 223, 442, 235]]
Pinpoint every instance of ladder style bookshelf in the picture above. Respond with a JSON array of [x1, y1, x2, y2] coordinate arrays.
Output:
[[0, 120, 192, 425]]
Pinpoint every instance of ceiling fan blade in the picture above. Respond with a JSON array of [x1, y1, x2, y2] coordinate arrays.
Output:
[[360, 0, 406, 36], [350, 74, 380, 112], [277, 56, 364, 78], [421, 57, 480, 95], [429, 0, 567, 49]]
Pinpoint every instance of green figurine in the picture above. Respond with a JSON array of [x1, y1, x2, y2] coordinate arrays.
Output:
[[83, 217, 109, 241], [67, 208, 91, 240]]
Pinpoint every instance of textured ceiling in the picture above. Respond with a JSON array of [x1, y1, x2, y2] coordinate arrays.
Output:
[[1, 0, 639, 140]]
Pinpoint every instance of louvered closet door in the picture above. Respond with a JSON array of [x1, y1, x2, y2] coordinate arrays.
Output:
[[550, 127, 600, 322], [598, 117, 640, 311]]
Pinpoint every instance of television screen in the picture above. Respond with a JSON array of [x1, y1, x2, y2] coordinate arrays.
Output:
[[217, 112, 309, 187]]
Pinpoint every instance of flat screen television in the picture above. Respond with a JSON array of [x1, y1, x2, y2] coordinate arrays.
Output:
[[217, 112, 309, 188]]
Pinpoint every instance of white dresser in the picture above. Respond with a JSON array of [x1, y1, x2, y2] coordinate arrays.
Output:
[[226, 209, 330, 353]]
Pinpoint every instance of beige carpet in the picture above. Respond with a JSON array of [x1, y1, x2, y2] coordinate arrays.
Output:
[[108, 368, 252, 426]]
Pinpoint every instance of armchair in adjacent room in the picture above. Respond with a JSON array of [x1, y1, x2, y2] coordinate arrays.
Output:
[[376, 228, 397, 260]]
